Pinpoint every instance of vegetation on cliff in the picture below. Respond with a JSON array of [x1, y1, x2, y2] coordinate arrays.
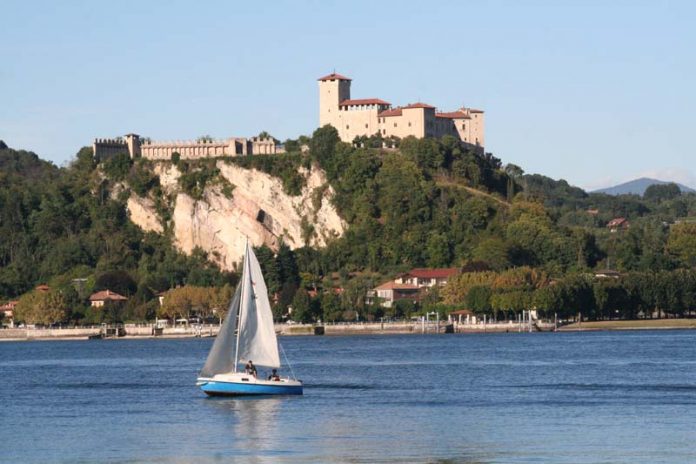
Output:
[[3, 128, 696, 326]]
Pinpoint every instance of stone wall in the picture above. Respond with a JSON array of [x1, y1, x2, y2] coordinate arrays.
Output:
[[94, 134, 284, 161]]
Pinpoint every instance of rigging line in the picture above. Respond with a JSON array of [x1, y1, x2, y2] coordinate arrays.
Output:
[[279, 341, 297, 381]]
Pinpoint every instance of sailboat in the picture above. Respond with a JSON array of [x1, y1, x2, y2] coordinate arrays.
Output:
[[196, 242, 303, 396]]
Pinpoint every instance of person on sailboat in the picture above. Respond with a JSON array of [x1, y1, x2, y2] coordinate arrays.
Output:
[[245, 360, 257, 377], [268, 369, 280, 381]]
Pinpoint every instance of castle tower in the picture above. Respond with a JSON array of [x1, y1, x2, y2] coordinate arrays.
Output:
[[318, 73, 351, 128], [124, 133, 141, 158]]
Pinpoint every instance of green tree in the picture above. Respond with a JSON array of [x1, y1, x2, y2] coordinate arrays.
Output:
[[291, 288, 311, 323], [466, 285, 492, 315]]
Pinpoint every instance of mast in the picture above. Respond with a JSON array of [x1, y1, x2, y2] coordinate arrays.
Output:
[[233, 240, 248, 373]]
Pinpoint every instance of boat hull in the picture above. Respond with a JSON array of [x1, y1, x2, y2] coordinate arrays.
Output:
[[197, 374, 303, 396]]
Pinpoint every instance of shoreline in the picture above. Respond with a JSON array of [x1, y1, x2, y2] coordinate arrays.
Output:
[[3, 319, 696, 341]]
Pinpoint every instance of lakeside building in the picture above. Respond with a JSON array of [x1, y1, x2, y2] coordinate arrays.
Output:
[[318, 73, 485, 149], [368, 267, 461, 308], [89, 290, 128, 308], [0, 301, 18, 327]]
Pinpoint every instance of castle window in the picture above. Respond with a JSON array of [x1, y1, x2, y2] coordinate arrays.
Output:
[[346, 125, 350, 130], [408, 122, 412, 127], [394, 123, 397, 128], [462, 123, 466, 130], [382, 129, 386, 135], [365, 124, 368, 128]]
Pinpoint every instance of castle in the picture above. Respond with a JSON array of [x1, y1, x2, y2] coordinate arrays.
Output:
[[92, 134, 281, 161], [92, 72, 485, 161], [318, 72, 484, 148]]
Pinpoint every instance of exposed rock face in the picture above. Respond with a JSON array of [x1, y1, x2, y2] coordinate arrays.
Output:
[[126, 196, 163, 234], [126, 161, 345, 270]]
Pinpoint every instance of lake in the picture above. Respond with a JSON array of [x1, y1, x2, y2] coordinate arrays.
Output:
[[2, 330, 696, 463]]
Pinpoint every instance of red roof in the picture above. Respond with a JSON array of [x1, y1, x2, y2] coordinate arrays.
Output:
[[379, 108, 403, 117], [403, 102, 435, 109], [405, 268, 459, 279], [339, 98, 390, 107], [607, 217, 628, 228], [436, 111, 471, 119], [318, 73, 352, 81], [89, 290, 128, 302], [375, 281, 419, 291]]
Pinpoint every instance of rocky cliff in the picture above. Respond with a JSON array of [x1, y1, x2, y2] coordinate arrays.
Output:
[[124, 160, 345, 271]]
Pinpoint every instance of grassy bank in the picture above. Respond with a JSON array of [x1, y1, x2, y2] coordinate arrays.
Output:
[[560, 319, 696, 331]]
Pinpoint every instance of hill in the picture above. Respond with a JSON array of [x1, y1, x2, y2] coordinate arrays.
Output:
[[592, 177, 695, 196], [3, 129, 696, 326]]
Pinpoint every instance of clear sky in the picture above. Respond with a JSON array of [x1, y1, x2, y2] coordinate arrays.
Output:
[[1, 0, 694, 190]]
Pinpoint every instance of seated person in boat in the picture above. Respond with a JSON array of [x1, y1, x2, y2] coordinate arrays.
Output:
[[268, 369, 280, 381], [245, 360, 257, 377]]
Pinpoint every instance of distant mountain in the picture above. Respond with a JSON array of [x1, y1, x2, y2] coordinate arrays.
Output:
[[592, 177, 696, 196]]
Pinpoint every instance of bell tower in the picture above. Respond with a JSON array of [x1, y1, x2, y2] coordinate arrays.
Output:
[[318, 72, 351, 128]]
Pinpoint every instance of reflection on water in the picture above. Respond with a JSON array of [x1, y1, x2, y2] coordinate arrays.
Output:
[[208, 396, 284, 454], [2, 332, 696, 463]]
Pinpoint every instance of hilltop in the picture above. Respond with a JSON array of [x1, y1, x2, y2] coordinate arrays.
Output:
[[592, 177, 695, 196]]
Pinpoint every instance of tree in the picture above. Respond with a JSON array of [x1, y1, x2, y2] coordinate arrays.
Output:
[[310, 125, 340, 177], [466, 285, 492, 315], [14, 289, 69, 325], [94, 270, 137, 297], [321, 291, 342, 322], [644, 183, 681, 203], [504, 163, 524, 201], [667, 223, 696, 267], [426, 232, 451, 267], [291, 289, 311, 323]]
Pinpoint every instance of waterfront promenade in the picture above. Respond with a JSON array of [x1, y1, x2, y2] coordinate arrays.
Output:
[[0, 319, 560, 341]]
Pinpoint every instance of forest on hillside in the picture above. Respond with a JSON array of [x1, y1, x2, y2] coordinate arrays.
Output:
[[1, 128, 696, 327]]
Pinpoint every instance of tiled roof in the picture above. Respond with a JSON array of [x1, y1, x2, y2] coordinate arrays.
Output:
[[379, 108, 403, 117], [339, 98, 390, 106], [405, 268, 459, 279], [318, 73, 352, 81], [607, 217, 628, 227], [469, 108, 484, 113], [403, 102, 435, 109], [374, 281, 419, 291], [436, 111, 471, 119], [89, 290, 128, 301]]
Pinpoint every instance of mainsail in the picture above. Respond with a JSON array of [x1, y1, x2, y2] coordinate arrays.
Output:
[[236, 243, 281, 368], [199, 282, 242, 378]]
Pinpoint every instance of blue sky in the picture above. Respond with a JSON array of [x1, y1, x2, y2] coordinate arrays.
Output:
[[1, 0, 694, 190]]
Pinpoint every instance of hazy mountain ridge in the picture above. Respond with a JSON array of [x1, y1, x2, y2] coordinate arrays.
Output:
[[593, 177, 696, 196]]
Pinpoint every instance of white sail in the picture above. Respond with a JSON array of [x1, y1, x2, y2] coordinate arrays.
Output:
[[199, 281, 242, 378], [236, 243, 281, 368]]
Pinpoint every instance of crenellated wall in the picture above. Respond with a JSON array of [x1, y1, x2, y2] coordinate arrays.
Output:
[[93, 134, 284, 161]]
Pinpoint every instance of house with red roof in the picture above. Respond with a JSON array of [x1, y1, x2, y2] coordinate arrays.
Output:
[[318, 72, 484, 149], [89, 290, 128, 308], [367, 281, 420, 308], [1, 300, 18, 326], [607, 217, 630, 232], [395, 268, 460, 288], [368, 267, 461, 308]]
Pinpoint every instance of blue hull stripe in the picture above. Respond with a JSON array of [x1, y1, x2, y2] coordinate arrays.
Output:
[[200, 381, 303, 396]]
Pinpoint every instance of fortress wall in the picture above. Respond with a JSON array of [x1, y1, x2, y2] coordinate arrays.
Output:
[[140, 141, 236, 160], [93, 139, 130, 161]]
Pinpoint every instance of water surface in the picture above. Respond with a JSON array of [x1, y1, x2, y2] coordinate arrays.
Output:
[[2, 331, 696, 463]]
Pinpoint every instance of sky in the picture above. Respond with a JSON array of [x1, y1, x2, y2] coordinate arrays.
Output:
[[1, 0, 694, 191]]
